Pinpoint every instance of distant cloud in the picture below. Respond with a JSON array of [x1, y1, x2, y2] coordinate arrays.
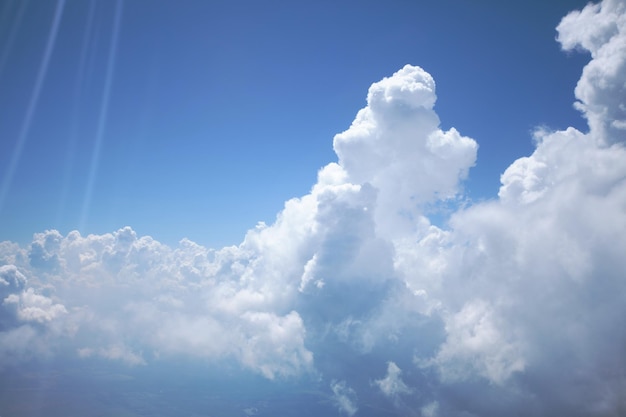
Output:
[[5, 288, 67, 324], [1, 1, 626, 415], [77, 344, 146, 366], [374, 361, 412, 399], [330, 379, 358, 416], [0, 264, 26, 292]]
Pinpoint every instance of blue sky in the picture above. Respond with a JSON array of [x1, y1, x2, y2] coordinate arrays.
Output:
[[3, 1, 626, 416], [0, 0, 589, 248]]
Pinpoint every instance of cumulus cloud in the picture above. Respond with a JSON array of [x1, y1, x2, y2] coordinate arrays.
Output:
[[557, 0, 626, 143], [333, 64, 477, 238], [4, 288, 67, 323], [423, 299, 525, 384], [0, 264, 26, 291], [2, 1, 626, 416]]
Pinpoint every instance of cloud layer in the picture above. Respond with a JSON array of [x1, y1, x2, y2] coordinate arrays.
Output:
[[2, 1, 626, 415]]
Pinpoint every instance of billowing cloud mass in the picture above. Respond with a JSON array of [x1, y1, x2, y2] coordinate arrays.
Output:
[[2, 1, 626, 415]]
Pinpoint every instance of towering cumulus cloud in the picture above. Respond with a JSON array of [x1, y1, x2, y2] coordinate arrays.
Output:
[[1, 1, 626, 415], [557, 0, 626, 144]]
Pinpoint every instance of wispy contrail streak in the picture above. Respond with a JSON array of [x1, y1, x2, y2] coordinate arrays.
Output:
[[79, 0, 124, 232], [0, 0, 29, 80], [56, 0, 98, 227], [0, 0, 66, 215]]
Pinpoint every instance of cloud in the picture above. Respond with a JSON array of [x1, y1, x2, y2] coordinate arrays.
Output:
[[19, 227, 314, 378], [4, 287, 67, 324], [0, 264, 26, 288], [2, 1, 626, 415], [330, 379, 358, 416], [557, 0, 626, 143], [421, 401, 440, 417], [422, 299, 525, 385], [333, 64, 477, 238], [77, 344, 146, 366], [374, 361, 412, 399]]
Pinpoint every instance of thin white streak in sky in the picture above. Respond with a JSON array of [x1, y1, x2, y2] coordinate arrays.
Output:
[[56, 0, 98, 226], [0, 0, 66, 215], [0, 0, 29, 80], [79, 0, 124, 232]]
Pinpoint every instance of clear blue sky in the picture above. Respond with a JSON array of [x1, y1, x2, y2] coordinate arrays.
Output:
[[0, 0, 588, 248]]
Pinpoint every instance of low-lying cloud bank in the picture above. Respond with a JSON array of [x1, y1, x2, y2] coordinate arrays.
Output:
[[2, 0, 626, 415]]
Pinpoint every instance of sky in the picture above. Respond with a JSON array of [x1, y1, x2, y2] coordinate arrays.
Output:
[[1, 0, 626, 416], [0, 0, 591, 248]]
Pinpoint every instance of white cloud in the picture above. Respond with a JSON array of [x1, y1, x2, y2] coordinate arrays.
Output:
[[5, 287, 67, 324], [0, 264, 26, 293], [424, 300, 525, 384], [374, 361, 412, 399], [557, 0, 626, 143], [237, 310, 313, 379], [330, 379, 358, 416], [333, 64, 477, 238], [0, 227, 316, 379]]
